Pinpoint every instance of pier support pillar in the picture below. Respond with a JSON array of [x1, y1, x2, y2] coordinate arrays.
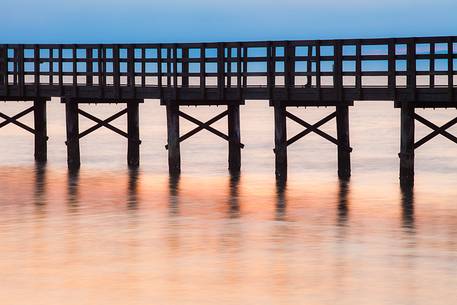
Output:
[[336, 105, 351, 179], [166, 101, 181, 175], [228, 103, 241, 172], [65, 100, 80, 169], [274, 102, 287, 180], [399, 101, 415, 185], [127, 101, 140, 167], [33, 99, 47, 162]]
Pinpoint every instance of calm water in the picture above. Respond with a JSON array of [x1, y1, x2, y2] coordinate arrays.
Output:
[[1, 99, 457, 305]]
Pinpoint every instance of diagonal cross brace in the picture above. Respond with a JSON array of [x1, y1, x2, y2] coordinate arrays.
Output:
[[414, 113, 457, 149], [0, 106, 36, 135], [285, 111, 352, 152], [78, 108, 129, 139], [165, 110, 245, 149], [286, 112, 336, 146]]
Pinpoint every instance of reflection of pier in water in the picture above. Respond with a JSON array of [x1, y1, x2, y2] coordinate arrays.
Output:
[[67, 169, 80, 212], [34, 163, 46, 206], [127, 168, 140, 210], [337, 179, 350, 227], [228, 173, 240, 218], [401, 185, 415, 232]]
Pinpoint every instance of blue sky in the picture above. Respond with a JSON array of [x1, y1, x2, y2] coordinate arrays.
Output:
[[3, 0, 457, 43]]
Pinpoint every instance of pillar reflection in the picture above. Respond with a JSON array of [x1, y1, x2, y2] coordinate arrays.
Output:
[[168, 174, 180, 216], [67, 168, 80, 212], [33, 163, 47, 220], [227, 172, 241, 218], [275, 178, 287, 221], [127, 167, 140, 210], [34, 163, 47, 207], [400, 184, 415, 232], [337, 179, 350, 227]]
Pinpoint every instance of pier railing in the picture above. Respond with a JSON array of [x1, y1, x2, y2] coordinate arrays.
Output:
[[1, 36, 456, 101]]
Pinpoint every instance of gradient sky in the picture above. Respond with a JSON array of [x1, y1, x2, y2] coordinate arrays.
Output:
[[2, 0, 457, 43]]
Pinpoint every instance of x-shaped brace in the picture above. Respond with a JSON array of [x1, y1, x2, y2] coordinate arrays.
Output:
[[285, 111, 352, 152], [0, 106, 37, 135], [414, 113, 457, 149], [77, 108, 129, 139], [165, 110, 245, 149]]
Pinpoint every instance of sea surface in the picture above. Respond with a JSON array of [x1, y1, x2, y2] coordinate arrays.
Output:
[[1, 99, 457, 305]]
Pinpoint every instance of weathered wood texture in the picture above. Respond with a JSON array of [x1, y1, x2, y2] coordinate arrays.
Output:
[[228, 103, 241, 171], [127, 101, 140, 167], [399, 101, 415, 184], [166, 101, 181, 175], [336, 105, 351, 179], [274, 102, 287, 180], [65, 100, 80, 169], [33, 98, 47, 162]]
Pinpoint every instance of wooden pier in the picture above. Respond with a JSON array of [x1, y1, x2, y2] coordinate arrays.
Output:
[[1, 36, 457, 184]]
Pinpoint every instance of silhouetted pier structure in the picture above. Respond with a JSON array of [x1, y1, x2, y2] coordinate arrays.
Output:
[[1, 36, 457, 184]]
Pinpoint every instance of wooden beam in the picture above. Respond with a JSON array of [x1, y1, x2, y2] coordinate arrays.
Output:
[[78, 108, 128, 139], [399, 101, 415, 185], [286, 112, 336, 146], [65, 100, 80, 169], [0, 46, 6, 88], [414, 113, 457, 147], [178, 110, 244, 147], [165, 110, 228, 148], [274, 101, 287, 180], [336, 105, 351, 179], [228, 103, 241, 172], [286, 111, 343, 148], [127, 101, 140, 167], [166, 101, 180, 175], [34, 99, 47, 162], [0, 106, 35, 133]]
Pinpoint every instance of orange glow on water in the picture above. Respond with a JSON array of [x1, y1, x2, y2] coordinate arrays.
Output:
[[1, 102, 457, 304]]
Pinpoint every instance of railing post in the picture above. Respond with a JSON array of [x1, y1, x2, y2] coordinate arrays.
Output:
[[113, 45, 120, 98], [127, 46, 134, 91], [334, 41, 343, 100], [182, 47, 189, 88], [127, 100, 140, 167], [18, 45, 24, 96], [34, 98, 47, 162], [34, 45, 39, 96], [217, 43, 225, 100], [267, 42, 275, 98], [86, 47, 93, 86], [388, 40, 396, 100], [284, 42, 295, 98], [274, 101, 287, 180], [448, 38, 454, 102], [0, 46, 6, 87], [65, 99, 80, 169]]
